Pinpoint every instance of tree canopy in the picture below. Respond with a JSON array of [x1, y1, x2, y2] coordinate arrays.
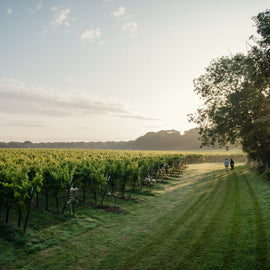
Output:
[[189, 10, 270, 170]]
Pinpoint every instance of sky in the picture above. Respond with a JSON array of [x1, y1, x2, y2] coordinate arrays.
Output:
[[0, 0, 269, 142]]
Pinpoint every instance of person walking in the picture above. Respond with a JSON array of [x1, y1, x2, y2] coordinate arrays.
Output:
[[224, 159, 229, 171], [230, 159, 234, 170]]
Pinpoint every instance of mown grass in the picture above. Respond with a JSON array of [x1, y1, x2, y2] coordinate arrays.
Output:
[[1, 162, 270, 269]]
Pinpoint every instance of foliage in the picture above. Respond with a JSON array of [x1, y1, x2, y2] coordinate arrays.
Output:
[[0, 149, 188, 230], [189, 10, 270, 172]]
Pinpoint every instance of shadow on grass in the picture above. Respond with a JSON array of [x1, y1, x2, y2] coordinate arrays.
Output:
[[135, 190, 156, 196], [0, 222, 56, 254], [0, 223, 27, 246], [97, 205, 126, 214]]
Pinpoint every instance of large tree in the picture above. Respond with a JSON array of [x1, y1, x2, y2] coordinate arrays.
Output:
[[189, 10, 270, 170]]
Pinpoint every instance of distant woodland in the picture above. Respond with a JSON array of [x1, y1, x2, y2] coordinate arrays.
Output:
[[0, 128, 236, 151]]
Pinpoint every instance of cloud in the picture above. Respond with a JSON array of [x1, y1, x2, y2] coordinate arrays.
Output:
[[118, 114, 161, 121], [112, 6, 138, 38], [80, 28, 101, 44], [6, 8, 12, 15], [29, 1, 43, 14], [0, 78, 155, 121], [5, 121, 48, 128], [113, 6, 126, 17], [50, 7, 73, 28], [122, 21, 138, 34]]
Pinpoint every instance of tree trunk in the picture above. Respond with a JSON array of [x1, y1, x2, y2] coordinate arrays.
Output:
[[93, 191, 97, 205], [5, 207, 10, 223], [18, 211, 22, 227], [45, 193, 49, 211], [36, 191, 39, 208], [56, 195, 59, 214], [83, 187, 86, 203], [255, 146, 263, 164]]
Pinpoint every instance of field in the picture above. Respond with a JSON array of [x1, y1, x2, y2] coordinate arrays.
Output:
[[1, 149, 270, 269]]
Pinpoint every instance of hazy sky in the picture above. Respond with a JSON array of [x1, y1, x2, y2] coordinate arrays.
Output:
[[0, 0, 269, 142]]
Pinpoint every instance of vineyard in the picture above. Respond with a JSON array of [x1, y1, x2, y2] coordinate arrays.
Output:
[[0, 149, 203, 231], [0, 149, 247, 232]]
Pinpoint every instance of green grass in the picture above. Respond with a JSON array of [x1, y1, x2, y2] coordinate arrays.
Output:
[[1, 163, 270, 269]]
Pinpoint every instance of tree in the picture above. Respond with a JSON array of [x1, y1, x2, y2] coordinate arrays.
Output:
[[189, 10, 270, 170]]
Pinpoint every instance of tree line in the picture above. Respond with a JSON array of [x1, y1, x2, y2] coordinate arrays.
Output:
[[0, 129, 223, 151]]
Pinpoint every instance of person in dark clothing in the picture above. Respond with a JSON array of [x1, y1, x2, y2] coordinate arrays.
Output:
[[230, 159, 234, 170]]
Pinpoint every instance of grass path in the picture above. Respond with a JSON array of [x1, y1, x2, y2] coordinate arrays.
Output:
[[6, 163, 270, 269]]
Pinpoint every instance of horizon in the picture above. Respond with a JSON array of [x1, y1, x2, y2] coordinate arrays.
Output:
[[0, 127, 197, 143], [1, 1, 269, 142]]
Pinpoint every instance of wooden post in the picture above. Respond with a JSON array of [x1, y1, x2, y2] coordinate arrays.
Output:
[[62, 176, 74, 215], [99, 176, 110, 206], [23, 186, 35, 233]]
